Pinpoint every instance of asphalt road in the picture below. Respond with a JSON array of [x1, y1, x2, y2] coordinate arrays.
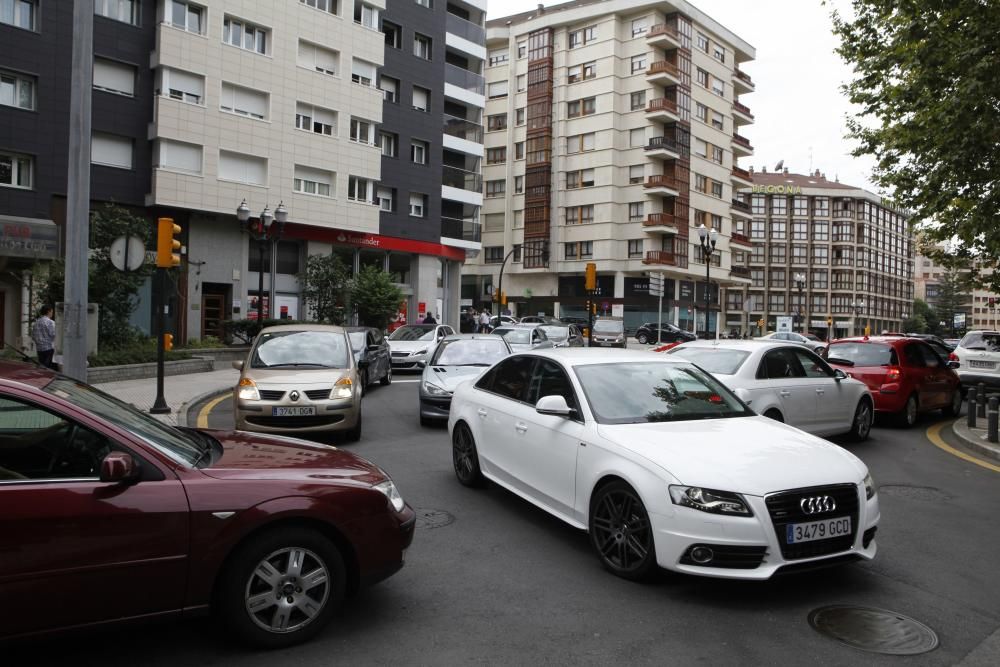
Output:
[[14, 375, 1000, 666]]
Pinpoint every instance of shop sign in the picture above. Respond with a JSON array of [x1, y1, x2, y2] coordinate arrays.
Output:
[[0, 219, 60, 260], [751, 184, 803, 194]]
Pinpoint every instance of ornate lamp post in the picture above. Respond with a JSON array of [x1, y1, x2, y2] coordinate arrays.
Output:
[[697, 224, 719, 338], [237, 200, 287, 322], [852, 299, 866, 337], [794, 272, 807, 334]]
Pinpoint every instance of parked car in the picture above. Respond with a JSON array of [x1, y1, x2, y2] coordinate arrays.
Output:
[[558, 316, 590, 328], [0, 361, 414, 647], [943, 338, 962, 350], [448, 349, 879, 581], [825, 336, 962, 427], [519, 315, 561, 325], [902, 333, 954, 362], [634, 322, 696, 346], [950, 330, 1000, 391], [489, 315, 519, 329], [492, 325, 555, 352], [419, 334, 513, 425], [347, 326, 391, 394], [538, 324, 586, 347], [591, 318, 627, 348], [755, 331, 827, 354], [387, 323, 455, 370], [668, 340, 873, 440], [233, 325, 363, 441]]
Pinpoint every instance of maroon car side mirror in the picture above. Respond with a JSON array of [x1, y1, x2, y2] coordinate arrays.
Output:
[[99, 452, 139, 484]]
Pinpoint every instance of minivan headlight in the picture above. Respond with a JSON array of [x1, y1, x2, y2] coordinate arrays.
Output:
[[329, 377, 353, 400], [237, 377, 260, 400], [374, 480, 405, 512], [669, 485, 753, 516]]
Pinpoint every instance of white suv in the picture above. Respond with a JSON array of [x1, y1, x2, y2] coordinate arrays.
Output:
[[952, 330, 1000, 391]]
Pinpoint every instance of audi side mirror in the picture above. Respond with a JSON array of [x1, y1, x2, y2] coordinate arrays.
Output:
[[100, 452, 139, 484], [536, 395, 572, 417], [231, 360, 244, 370], [833, 369, 848, 381]]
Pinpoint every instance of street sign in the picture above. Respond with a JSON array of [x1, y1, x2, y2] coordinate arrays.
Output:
[[776, 315, 793, 332], [109, 235, 145, 272], [648, 272, 664, 297]]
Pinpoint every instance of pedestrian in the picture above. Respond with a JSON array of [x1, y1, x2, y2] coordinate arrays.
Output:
[[31, 305, 57, 370], [424, 312, 437, 324], [479, 310, 491, 333]]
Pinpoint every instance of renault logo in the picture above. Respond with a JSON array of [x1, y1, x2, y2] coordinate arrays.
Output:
[[289, 390, 300, 402], [800, 495, 836, 514]]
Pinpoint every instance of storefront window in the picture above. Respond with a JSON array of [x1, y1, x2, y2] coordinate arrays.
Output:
[[388, 252, 411, 284]]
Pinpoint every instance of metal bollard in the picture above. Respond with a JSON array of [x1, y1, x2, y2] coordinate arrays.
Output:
[[978, 383, 987, 418], [968, 387, 977, 428], [989, 397, 999, 443]]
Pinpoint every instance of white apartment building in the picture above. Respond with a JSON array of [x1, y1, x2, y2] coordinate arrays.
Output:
[[462, 0, 756, 333]]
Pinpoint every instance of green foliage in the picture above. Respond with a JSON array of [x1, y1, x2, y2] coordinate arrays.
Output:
[[931, 268, 972, 336], [87, 339, 190, 367], [298, 253, 351, 324], [905, 298, 934, 334], [180, 335, 225, 349], [351, 265, 403, 330], [224, 319, 306, 345], [832, 1, 1000, 289]]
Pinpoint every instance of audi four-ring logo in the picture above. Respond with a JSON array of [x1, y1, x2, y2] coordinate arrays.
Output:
[[800, 495, 836, 514]]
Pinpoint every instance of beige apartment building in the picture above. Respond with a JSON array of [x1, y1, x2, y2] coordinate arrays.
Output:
[[462, 0, 756, 332], [915, 252, 998, 331]]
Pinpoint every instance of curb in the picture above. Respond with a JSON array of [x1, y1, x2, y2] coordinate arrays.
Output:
[[951, 419, 1000, 463], [179, 386, 233, 428]]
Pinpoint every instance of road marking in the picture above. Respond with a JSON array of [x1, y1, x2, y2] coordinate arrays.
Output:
[[197, 393, 231, 429], [926, 421, 1000, 473], [391, 379, 421, 384]]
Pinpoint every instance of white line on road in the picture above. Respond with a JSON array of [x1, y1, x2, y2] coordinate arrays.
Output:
[[391, 379, 421, 383]]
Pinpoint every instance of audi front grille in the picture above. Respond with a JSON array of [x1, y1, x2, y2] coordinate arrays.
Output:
[[765, 484, 859, 560]]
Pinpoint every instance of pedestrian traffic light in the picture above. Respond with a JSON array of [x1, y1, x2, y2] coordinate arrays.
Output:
[[585, 262, 597, 291], [163, 333, 174, 351], [156, 218, 182, 268]]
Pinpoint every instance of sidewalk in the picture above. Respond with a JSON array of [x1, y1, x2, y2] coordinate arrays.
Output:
[[94, 368, 238, 427], [951, 416, 1000, 463]]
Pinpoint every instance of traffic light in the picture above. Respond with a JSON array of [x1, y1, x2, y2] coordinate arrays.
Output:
[[585, 262, 597, 291], [591, 301, 597, 315], [757, 318, 765, 328], [156, 218, 181, 268], [827, 316, 833, 327], [163, 333, 174, 351]]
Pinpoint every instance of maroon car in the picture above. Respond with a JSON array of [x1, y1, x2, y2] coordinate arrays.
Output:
[[0, 362, 414, 647], [826, 336, 962, 426]]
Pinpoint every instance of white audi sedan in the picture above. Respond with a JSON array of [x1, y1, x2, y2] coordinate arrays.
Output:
[[667, 340, 874, 441], [448, 349, 879, 581]]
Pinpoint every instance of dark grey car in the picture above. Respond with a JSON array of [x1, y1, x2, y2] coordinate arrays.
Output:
[[347, 327, 391, 395]]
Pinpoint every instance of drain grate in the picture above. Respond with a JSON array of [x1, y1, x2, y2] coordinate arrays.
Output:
[[415, 508, 455, 530], [808, 605, 939, 655]]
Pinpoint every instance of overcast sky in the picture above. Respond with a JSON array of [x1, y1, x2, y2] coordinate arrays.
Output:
[[490, 0, 878, 193]]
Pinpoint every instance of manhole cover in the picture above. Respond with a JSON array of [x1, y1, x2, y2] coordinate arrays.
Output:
[[415, 508, 454, 530], [808, 605, 939, 655], [878, 485, 952, 502]]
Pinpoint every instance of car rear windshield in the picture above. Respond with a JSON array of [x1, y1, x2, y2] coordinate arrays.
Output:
[[539, 325, 569, 340], [251, 330, 349, 369], [666, 347, 751, 375], [959, 332, 1000, 351], [827, 342, 895, 367], [593, 320, 623, 333], [432, 338, 509, 366]]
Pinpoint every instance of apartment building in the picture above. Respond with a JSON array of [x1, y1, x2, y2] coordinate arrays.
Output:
[[462, 0, 756, 333], [915, 251, 998, 331], [727, 169, 915, 338]]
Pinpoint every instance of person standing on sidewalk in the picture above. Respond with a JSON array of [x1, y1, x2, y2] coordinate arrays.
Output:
[[31, 305, 57, 370], [479, 310, 491, 333]]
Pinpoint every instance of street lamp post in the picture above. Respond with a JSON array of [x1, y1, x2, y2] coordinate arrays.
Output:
[[237, 200, 287, 323], [794, 272, 806, 334], [494, 246, 519, 327], [852, 299, 866, 336], [697, 224, 719, 339]]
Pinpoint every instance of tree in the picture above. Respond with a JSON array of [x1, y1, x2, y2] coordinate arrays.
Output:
[[904, 298, 934, 334], [351, 265, 403, 330], [832, 2, 1000, 290], [932, 268, 972, 336], [298, 253, 351, 324]]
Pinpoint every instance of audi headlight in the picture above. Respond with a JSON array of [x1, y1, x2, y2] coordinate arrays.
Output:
[[863, 472, 876, 500], [374, 480, 405, 512], [329, 377, 353, 400], [669, 485, 753, 516], [237, 377, 260, 400], [423, 381, 451, 396]]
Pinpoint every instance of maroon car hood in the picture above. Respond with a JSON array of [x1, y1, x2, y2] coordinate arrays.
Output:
[[197, 430, 383, 483]]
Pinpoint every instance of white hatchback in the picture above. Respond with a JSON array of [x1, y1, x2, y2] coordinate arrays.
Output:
[[951, 330, 1000, 392], [668, 340, 874, 440], [448, 349, 879, 581]]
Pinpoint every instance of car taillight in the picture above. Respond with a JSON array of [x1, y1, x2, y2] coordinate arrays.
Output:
[[948, 352, 959, 362], [885, 367, 903, 382]]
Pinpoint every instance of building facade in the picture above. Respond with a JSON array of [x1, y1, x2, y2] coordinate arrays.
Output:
[[726, 169, 915, 339], [462, 0, 756, 334]]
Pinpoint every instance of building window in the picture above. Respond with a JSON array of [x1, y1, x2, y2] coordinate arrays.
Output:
[[629, 128, 644, 148], [353, 2, 379, 30], [487, 81, 508, 99], [711, 76, 725, 98], [771, 196, 788, 215], [484, 214, 504, 232], [488, 49, 509, 67], [486, 147, 506, 164], [713, 44, 726, 63], [516, 108, 525, 125], [376, 186, 395, 212], [631, 17, 648, 37], [567, 133, 595, 153], [567, 61, 596, 84], [379, 76, 399, 103], [514, 175, 523, 193], [770, 221, 787, 240], [629, 165, 644, 184], [413, 33, 432, 60], [565, 205, 594, 225], [0, 151, 32, 189], [93, 58, 135, 97], [412, 86, 429, 111], [161, 67, 203, 104], [487, 113, 507, 131], [769, 243, 786, 263], [628, 240, 643, 258], [347, 175, 373, 202], [711, 145, 724, 163], [710, 110, 724, 130], [814, 197, 830, 216], [769, 294, 786, 311], [693, 138, 707, 159], [1, 0, 36, 30], [517, 41, 527, 58], [696, 67, 709, 87], [792, 220, 808, 240], [568, 25, 596, 48], [630, 91, 646, 111], [629, 202, 644, 222], [155, 139, 202, 174], [296, 166, 335, 197], [298, 40, 339, 76], [791, 244, 807, 264], [409, 193, 426, 217], [220, 82, 268, 120], [223, 16, 268, 54], [382, 20, 402, 48], [695, 102, 708, 122], [630, 54, 647, 74], [486, 180, 506, 198], [91, 132, 133, 169], [564, 241, 593, 259], [378, 131, 398, 157], [0, 69, 35, 109], [770, 269, 786, 287], [351, 58, 377, 87], [710, 180, 723, 198], [300, 0, 338, 14], [514, 141, 525, 159], [812, 245, 829, 265], [168, 1, 204, 33], [484, 247, 504, 264], [696, 33, 709, 52], [814, 220, 829, 241], [95, 0, 139, 25], [410, 139, 429, 164], [516, 74, 526, 91], [793, 196, 809, 215], [812, 269, 828, 289], [567, 96, 596, 118], [566, 169, 595, 189], [218, 150, 267, 185], [295, 102, 337, 136]]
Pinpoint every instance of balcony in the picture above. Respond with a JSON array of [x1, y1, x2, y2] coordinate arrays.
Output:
[[644, 136, 682, 160], [446, 13, 485, 45], [643, 250, 679, 266], [730, 232, 753, 247], [645, 97, 680, 122], [730, 197, 752, 214], [441, 216, 482, 244], [732, 100, 755, 124], [733, 68, 755, 93], [732, 132, 754, 156], [645, 60, 682, 86], [644, 174, 681, 197], [730, 265, 751, 279], [647, 24, 682, 49], [442, 165, 482, 192], [443, 114, 484, 144], [643, 213, 681, 235], [445, 63, 485, 96], [731, 166, 753, 186]]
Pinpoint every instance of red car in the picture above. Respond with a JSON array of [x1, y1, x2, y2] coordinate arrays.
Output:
[[825, 336, 962, 427], [0, 362, 414, 647]]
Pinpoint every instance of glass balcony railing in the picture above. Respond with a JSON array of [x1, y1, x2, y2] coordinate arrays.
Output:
[[444, 114, 484, 144], [442, 165, 483, 192], [445, 64, 485, 95], [441, 217, 482, 243], [446, 13, 485, 45]]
